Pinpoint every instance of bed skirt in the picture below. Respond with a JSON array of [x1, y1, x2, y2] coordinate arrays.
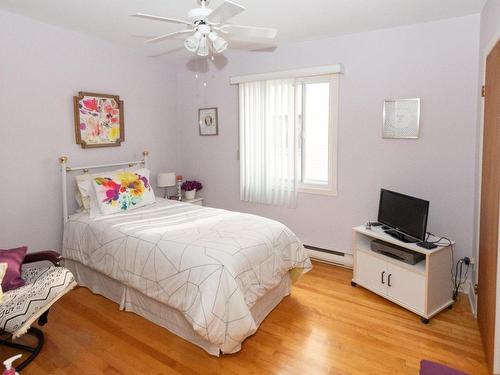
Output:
[[64, 259, 292, 356]]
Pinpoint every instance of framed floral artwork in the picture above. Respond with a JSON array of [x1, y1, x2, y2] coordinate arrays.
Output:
[[73, 92, 124, 148], [198, 107, 218, 136]]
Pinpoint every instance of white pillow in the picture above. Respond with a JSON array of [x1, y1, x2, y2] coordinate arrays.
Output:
[[89, 182, 102, 219], [91, 168, 155, 216], [75, 173, 93, 210]]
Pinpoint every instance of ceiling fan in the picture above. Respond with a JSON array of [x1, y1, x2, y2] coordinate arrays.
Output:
[[130, 0, 278, 57]]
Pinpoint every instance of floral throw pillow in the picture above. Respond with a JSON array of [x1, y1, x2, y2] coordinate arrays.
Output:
[[75, 166, 139, 210], [92, 168, 155, 215]]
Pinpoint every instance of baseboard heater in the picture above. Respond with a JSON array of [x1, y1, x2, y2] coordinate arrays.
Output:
[[304, 245, 353, 268]]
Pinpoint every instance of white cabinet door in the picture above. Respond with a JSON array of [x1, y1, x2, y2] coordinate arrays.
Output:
[[386, 263, 425, 314], [355, 250, 387, 295]]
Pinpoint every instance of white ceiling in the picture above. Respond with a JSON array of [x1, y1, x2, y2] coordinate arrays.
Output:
[[0, 0, 486, 60]]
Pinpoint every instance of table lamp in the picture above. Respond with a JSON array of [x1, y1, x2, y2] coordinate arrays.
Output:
[[157, 172, 176, 198]]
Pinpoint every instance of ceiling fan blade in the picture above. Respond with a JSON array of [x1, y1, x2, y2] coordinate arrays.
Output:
[[130, 13, 192, 26], [219, 24, 278, 39], [207, 1, 245, 24], [145, 29, 195, 44], [227, 39, 277, 51]]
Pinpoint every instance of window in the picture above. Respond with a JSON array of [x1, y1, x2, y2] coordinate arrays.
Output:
[[238, 69, 339, 205], [297, 75, 338, 195]]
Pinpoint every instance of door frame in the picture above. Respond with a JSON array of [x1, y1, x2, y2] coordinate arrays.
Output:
[[475, 35, 500, 374], [474, 31, 500, 317], [496, 195, 500, 374]]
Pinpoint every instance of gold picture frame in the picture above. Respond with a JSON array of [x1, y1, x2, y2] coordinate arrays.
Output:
[[74, 92, 125, 148]]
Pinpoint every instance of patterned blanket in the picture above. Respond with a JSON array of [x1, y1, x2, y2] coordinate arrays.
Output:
[[63, 199, 311, 353]]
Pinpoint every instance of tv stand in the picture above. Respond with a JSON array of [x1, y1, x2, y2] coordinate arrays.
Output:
[[384, 229, 418, 243], [351, 225, 454, 323]]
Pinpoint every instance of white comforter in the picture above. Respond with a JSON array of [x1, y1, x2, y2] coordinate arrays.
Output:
[[63, 199, 311, 353]]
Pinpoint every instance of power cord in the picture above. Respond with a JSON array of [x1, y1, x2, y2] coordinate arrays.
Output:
[[425, 232, 452, 247], [452, 257, 470, 300], [426, 232, 470, 300]]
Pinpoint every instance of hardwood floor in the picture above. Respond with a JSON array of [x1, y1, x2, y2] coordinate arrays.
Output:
[[2, 262, 488, 374]]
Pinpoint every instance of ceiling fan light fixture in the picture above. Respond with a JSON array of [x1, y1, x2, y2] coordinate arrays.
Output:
[[132, 0, 278, 58], [208, 31, 228, 54], [184, 31, 202, 52], [197, 35, 209, 56]]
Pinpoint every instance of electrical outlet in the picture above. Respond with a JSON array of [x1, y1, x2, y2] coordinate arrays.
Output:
[[469, 257, 476, 265]]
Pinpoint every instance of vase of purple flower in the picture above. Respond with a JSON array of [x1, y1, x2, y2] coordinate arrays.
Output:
[[181, 180, 203, 200]]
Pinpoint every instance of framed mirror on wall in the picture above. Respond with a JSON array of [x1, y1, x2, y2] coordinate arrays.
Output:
[[382, 98, 420, 139]]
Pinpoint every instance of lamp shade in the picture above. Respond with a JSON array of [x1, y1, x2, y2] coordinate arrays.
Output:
[[208, 32, 228, 54], [197, 35, 208, 57], [157, 172, 176, 187], [184, 31, 202, 52]]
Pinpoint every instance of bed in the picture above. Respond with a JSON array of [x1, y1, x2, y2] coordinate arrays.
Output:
[[60, 152, 312, 355]]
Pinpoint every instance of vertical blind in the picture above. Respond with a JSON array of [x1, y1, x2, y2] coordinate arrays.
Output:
[[239, 79, 297, 206]]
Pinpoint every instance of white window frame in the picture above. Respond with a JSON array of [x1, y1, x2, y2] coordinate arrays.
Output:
[[296, 74, 339, 196]]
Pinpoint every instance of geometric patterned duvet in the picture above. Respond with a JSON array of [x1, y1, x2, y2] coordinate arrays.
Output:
[[63, 199, 311, 353]]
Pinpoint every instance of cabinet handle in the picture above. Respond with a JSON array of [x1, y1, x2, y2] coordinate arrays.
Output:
[[388, 274, 392, 287], [381, 271, 385, 284]]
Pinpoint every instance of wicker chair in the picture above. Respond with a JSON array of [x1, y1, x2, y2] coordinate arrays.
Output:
[[0, 251, 76, 370]]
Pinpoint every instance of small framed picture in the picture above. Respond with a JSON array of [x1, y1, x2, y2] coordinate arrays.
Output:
[[383, 98, 420, 139], [198, 107, 218, 136]]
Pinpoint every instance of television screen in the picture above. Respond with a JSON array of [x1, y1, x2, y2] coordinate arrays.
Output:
[[377, 189, 429, 242]]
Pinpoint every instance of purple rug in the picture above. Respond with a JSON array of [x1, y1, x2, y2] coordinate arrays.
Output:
[[420, 360, 469, 375]]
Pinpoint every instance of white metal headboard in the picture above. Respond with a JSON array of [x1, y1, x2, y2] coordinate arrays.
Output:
[[58, 150, 149, 223]]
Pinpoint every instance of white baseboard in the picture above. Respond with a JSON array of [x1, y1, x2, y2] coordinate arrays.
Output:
[[455, 280, 476, 316], [307, 248, 353, 268], [466, 280, 477, 317]]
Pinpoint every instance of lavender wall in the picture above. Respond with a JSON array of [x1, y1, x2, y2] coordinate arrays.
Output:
[[480, 0, 500, 52], [0, 11, 178, 251], [173, 15, 480, 262], [0, 9, 483, 268]]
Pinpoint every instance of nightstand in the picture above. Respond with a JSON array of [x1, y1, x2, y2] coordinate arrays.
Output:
[[183, 197, 204, 206]]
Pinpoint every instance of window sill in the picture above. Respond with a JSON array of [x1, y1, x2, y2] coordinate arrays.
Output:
[[298, 187, 337, 196]]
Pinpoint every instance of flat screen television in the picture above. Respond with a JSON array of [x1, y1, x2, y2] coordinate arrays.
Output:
[[377, 189, 429, 242]]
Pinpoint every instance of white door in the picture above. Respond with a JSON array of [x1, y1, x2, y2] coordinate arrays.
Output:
[[386, 263, 425, 314], [355, 250, 387, 295]]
